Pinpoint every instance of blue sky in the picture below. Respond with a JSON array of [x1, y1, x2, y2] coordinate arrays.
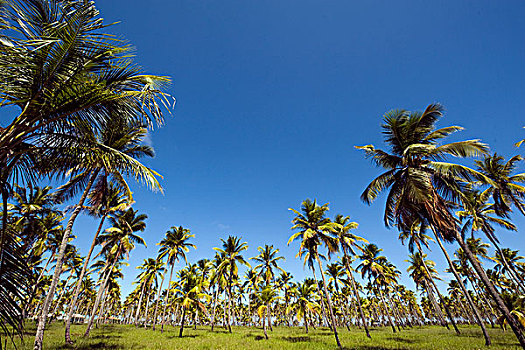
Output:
[[67, 1, 525, 296]]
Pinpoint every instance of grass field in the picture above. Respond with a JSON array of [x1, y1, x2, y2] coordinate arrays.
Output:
[[11, 323, 521, 350]]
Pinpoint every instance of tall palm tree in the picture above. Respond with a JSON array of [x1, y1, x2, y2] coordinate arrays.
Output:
[[173, 266, 209, 337], [84, 208, 147, 337], [356, 103, 525, 346], [157, 226, 195, 332], [214, 236, 250, 333], [251, 244, 285, 331], [494, 249, 525, 287], [288, 199, 342, 349], [457, 189, 524, 292], [475, 154, 525, 217], [332, 214, 371, 338], [406, 252, 449, 328], [133, 258, 165, 327], [256, 286, 281, 339], [357, 244, 397, 333], [399, 224, 460, 334], [286, 279, 321, 333], [65, 182, 131, 342]]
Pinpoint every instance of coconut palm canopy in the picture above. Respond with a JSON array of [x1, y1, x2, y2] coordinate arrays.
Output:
[[1, 1, 525, 349]]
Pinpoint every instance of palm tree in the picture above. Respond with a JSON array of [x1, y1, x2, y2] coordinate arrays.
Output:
[[251, 244, 285, 331], [134, 258, 165, 327], [332, 214, 371, 338], [356, 104, 525, 346], [399, 224, 460, 334], [157, 226, 195, 332], [288, 199, 342, 349], [84, 208, 147, 337], [173, 267, 209, 337], [475, 153, 525, 217], [457, 189, 524, 292], [65, 182, 131, 342], [406, 252, 449, 328], [256, 286, 281, 339], [214, 236, 250, 333], [494, 249, 525, 288], [357, 244, 397, 333], [287, 279, 321, 333]]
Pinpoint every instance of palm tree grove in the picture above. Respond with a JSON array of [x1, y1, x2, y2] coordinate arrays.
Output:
[[1, 1, 525, 349]]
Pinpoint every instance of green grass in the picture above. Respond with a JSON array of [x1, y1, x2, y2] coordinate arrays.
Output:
[[11, 323, 521, 350]]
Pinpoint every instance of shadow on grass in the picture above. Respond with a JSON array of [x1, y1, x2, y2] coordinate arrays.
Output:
[[346, 347, 409, 350], [92, 334, 123, 340], [166, 334, 198, 339], [57, 341, 123, 350], [281, 336, 312, 343], [386, 336, 416, 344]]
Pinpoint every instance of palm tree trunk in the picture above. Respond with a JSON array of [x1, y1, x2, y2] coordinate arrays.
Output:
[[378, 288, 396, 333], [161, 262, 175, 333], [152, 270, 166, 331], [311, 265, 330, 329], [65, 214, 107, 343], [34, 169, 99, 350], [84, 245, 119, 338], [23, 252, 54, 320], [489, 238, 525, 293], [430, 225, 491, 346], [342, 247, 371, 338], [266, 301, 273, 331], [144, 290, 153, 328], [416, 242, 460, 335], [424, 280, 448, 328], [454, 230, 525, 348], [211, 285, 219, 331], [179, 306, 186, 337], [315, 253, 342, 349], [304, 306, 309, 333], [464, 271, 496, 327], [226, 269, 233, 333], [134, 281, 147, 327], [263, 307, 269, 339]]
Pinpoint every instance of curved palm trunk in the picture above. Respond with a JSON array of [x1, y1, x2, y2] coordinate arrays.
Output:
[[386, 292, 403, 331], [65, 214, 107, 343], [424, 280, 448, 328], [488, 237, 525, 293], [314, 253, 342, 349], [134, 281, 147, 327], [416, 242, 460, 335], [161, 262, 175, 333], [152, 271, 166, 331], [342, 247, 371, 338], [23, 251, 54, 320], [84, 246, 119, 338], [454, 230, 525, 348], [378, 288, 396, 333], [431, 225, 491, 346], [144, 290, 154, 328], [464, 271, 496, 327], [34, 170, 98, 350]]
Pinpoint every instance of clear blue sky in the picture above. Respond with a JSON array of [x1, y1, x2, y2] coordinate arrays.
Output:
[[69, 1, 525, 296]]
